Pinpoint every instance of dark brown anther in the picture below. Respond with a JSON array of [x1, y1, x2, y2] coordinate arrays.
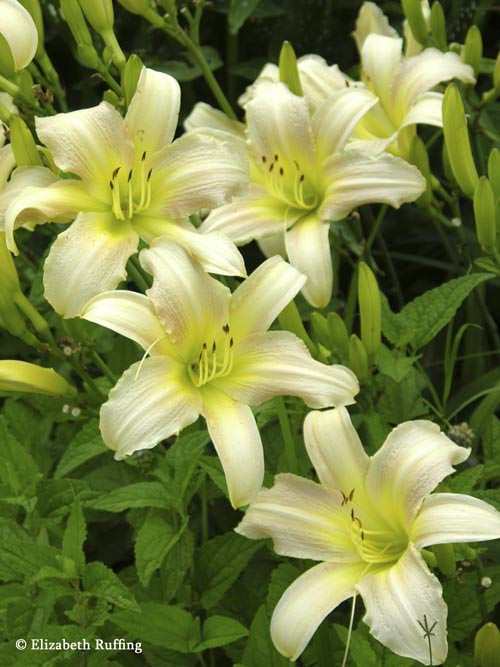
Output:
[[229, 337, 234, 347], [293, 159, 299, 170], [279, 167, 284, 176], [147, 168, 152, 181], [274, 153, 278, 161], [212, 342, 216, 353], [299, 174, 305, 182], [341, 491, 348, 506], [109, 180, 114, 190], [350, 508, 355, 521], [269, 163, 274, 173], [349, 488, 355, 501], [128, 169, 133, 182], [262, 155, 267, 163], [112, 166, 121, 179], [222, 323, 230, 333], [141, 151, 146, 161], [202, 342, 207, 350], [361, 530, 365, 541]]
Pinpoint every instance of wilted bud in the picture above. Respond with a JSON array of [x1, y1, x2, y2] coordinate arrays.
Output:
[[61, 0, 94, 47], [0, 0, 38, 76], [358, 262, 381, 360], [117, 0, 151, 14], [0, 360, 76, 396], [474, 177, 496, 253], [17, 0, 44, 58], [349, 334, 369, 383], [475, 623, 500, 667], [402, 0, 429, 45], [442, 84, 478, 198], [430, 1, 446, 51], [122, 55, 144, 107], [409, 135, 432, 208], [463, 25, 482, 76], [9, 115, 42, 166], [77, 0, 113, 33], [432, 543, 456, 576], [279, 41, 303, 97], [327, 312, 349, 358]]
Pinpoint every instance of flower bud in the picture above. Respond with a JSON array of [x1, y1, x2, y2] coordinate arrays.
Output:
[[475, 623, 500, 667], [17, 0, 44, 58], [432, 543, 456, 576], [117, 0, 150, 14], [349, 333, 369, 384], [463, 25, 482, 76], [430, 1, 446, 51], [494, 51, 500, 93], [9, 114, 42, 166], [327, 311, 349, 358], [442, 84, 478, 198], [473, 177, 496, 253], [402, 0, 429, 45], [310, 312, 329, 347], [358, 262, 381, 361], [77, 0, 114, 33], [122, 55, 144, 107], [408, 135, 432, 208], [0, 360, 76, 396], [0, 0, 38, 75], [488, 148, 500, 200], [76, 43, 99, 69], [279, 41, 303, 97], [61, 0, 94, 47]]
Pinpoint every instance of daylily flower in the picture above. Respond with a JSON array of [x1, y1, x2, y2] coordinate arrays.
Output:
[[0, 360, 75, 396], [81, 241, 359, 508], [4, 66, 249, 318], [198, 81, 425, 307], [0, 0, 38, 74], [236, 407, 500, 664], [351, 1, 398, 55]]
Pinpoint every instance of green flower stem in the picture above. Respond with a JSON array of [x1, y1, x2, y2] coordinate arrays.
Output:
[[52, 347, 105, 402], [127, 255, 151, 293], [201, 478, 208, 543], [0, 75, 45, 114], [37, 50, 68, 112], [102, 29, 126, 71], [365, 204, 388, 256], [375, 231, 404, 309], [91, 349, 117, 384], [276, 396, 298, 474], [96, 64, 122, 96], [13, 292, 55, 346]]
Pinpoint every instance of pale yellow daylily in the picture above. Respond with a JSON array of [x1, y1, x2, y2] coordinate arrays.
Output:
[[237, 407, 500, 665], [0, 0, 38, 74], [351, 1, 398, 55], [81, 242, 359, 508], [196, 81, 425, 308], [0, 360, 75, 396], [4, 66, 249, 318]]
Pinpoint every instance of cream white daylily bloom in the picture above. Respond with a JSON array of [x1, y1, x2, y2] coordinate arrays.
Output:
[[4, 66, 249, 318], [199, 81, 425, 307], [0, 0, 38, 73], [352, 33, 475, 156], [0, 360, 75, 396], [236, 407, 500, 664], [81, 242, 359, 508], [352, 1, 398, 55]]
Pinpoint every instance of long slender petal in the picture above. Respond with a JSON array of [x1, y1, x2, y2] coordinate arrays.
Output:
[[0, 144, 15, 190], [43, 212, 138, 318], [284, 213, 332, 307], [0, 165, 57, 229], [361, 34, 403, 110], [219, 330, 359, 408], [304, 407, 369, 495], [125, 67, 180, 156], [401, 91, 443, 128], [297, 55, 348, 113], [352, 1, 398, 54], [229, 256, 305, 340], [365, 420, 470, 530], [100, 356, 201, 459], [411, 493, 500, 548], [184, 102, 245, 139], [201, 385, 263, 508], [271, 561, 364, 660], [319, 150, 425, 222], [236, 473, 355, 561], [357, 545, 448, 666]]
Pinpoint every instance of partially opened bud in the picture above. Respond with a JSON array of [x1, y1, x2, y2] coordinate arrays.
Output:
[[77, 0, 113, 33], [402, 0, 429, 45], [279, 41, 303, 97], [463, 25, 482, 76], [430, 1, 446, 51], [122, 54, 144, 107], [473, 177, 496, 253], [475, 623, 500, 667], [0, 360, 76, 396], [0, 0, 38, 75], [358, 262, 381, 360], [17, 0, 44, 58], [9, 115, 42, 166]]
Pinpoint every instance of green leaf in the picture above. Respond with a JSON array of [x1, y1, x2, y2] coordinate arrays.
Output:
[[156, 47, 222, 82], [196, 532, 262, 610], [376, 367, 427, 423], [266, 562, 301, 616], [89, 482, 174, 512], [110, 602, 200, 652], [375, 345, 417, 383], [199, 455, 228, 497], [381, 274, 492, 350], [195, 616, 248, 651], [482, 415, 500, 460], [447, 465, 483, 494], [62, 499, 87, 573], [135, 513, 186, 587], [444, 575, 482, 641], [228, 0, 262, 35], [0, 523, 60, 581], [0, 415, 40, 499], [160, 528, 194, 603], [242, 605, 289, 667], [83, 561, 139, 611], [334, 624, 378, 667], [54, 419, 108, 478]]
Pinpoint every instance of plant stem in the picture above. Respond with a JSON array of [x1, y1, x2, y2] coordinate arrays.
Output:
[[37, 50, 68, 111], [365, 204, 388, 256], [127, 255, 150, 292], [13, 292, 55, 346], [276, 397, 298, 474], [91, 349, 117, 383]]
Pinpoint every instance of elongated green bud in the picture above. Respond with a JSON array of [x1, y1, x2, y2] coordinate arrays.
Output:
[[474, 177, 496, 252], [117, 0, 150, 14], [278, 301, 316, 356], [432, 543, 456, 576], [430, 2, 446, 51], [358, 262, 381, 360], [475, 623, 500, 667], [463, 25, 482, 76], [327, 312, 349, 358], [0, 360, 76, 396], [61, 0, 94, 47], [18, 0, 44, 58], [310, 312, 329, 347], [488, 148, 500, 200], [442, 85, 478, 198], [122, 54, 144, 107], [402, 0, 428, 45], [76, 44, 99, 69], [409, 135, 432, 208], [279, 41, 303, 97], [77, 0, 114, 32], [494, 51, 500, 92], [349, 334, 369, 383], [0, 233, 34, 341], [0, 0, 38, 75], [9, 115, 41, 166]]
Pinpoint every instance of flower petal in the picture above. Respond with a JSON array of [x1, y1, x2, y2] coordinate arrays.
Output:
[[125, 67, 180, 156], [319, 150, 425, 222], [228, 256, 306, 340], [100, 356, 201, 459], [200, 185, 292, 244], [285, 213, 332, 308], [357, 545, 447, 666], [365, 420, 470, 530], [43, 212, 138, 318], [361, 34, 403, 108], [0, 0, 38, 70], [0, 144, 15, 190], [297, 55, 348, 113], [220, 330, 359, 408], [270, 561, 364, 660], [304, 407, 369, 495], [0, 165, 57, 230], [184, 101, 245, 139], [401, 91, 443, 128], [411, 493, 500, 548], [35, 103, 134, 200], [150, 128, 248, 218], [236, 473, 355, 561], [139, 239, 230, 355], [81, 290, 171, 355], [257, 231, 287, 259], [352, 1, 398, 54], [238, 63, 279, 108], [201, 385, 263, 508]]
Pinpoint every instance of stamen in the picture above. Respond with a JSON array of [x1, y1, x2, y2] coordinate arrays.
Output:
[[188, 333, 235, 387], [127, 169, 134, 219], [134, 335, 168, 380]]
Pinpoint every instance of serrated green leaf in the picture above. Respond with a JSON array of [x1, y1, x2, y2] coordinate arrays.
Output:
[[54, 419, 108, 478], [160, 528, 194, 603], [0, 415, 40, 500], [135, 513, 185, 587], [62, 499, 87, 573], [444, 575, 482, 641], [375, 345, 418, 383], [242, 605, 289, 667], [376, 367, 427, 423], [83, 561, 139, 611], [266, 562, 301, 616], [0, 523, 60, 581], [448, 465, 483, 494], [195, 615, 248, 651], [89, 482, 174, 512], [334, 624, 378, 667]]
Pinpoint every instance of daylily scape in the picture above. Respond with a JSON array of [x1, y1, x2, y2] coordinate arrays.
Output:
[[0, 0, 499, 665]]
